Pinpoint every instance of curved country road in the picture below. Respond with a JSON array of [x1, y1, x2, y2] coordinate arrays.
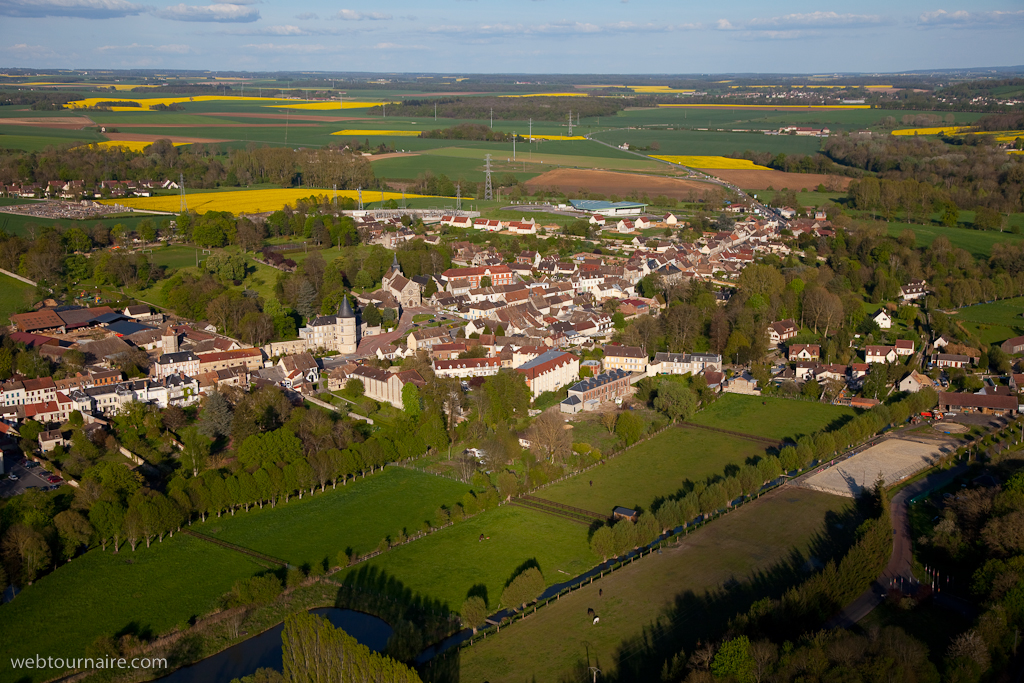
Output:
[[828, 464, 968, 627]]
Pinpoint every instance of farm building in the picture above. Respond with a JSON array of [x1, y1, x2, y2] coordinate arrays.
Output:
[[569, 200, 648, 216], [1002, 335, 1024, 355], [937, 392, 1017, 416]]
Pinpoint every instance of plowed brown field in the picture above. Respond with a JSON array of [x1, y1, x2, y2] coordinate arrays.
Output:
[[524, 168, 713, 199], [705, 169, 852, 191]]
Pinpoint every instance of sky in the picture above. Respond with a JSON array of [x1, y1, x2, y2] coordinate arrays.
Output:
[[1, 0, 1023, 74]]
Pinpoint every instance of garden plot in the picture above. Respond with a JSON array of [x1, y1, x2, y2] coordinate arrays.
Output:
[[798, 437, 954, 497]]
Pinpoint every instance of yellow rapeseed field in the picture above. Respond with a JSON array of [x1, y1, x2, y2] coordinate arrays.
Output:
[[628, 86, 696, 93], [891, 126, 969, 136], [525, 134, 588, 141], [81, 141, 191, 152], [331, 130, 421, 137], [652, 155, 771, 170], [65, 95, 299, 109], [268, 101, 397, 110], [97, 188, 446, 214]]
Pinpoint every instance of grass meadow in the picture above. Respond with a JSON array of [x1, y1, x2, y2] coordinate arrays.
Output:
[[0, 273, 37, 324], [457, 488, 853, 683], [538, 426, 767, 514], [194, 467, 471, 568], [0, 534, 264, 683], [336, 504, 596, 612], [878, 219, 1024, 258], [952, 297, 1024, 346], [688, 394, 857, 442]]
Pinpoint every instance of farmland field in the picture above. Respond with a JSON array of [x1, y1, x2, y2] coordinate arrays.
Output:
[[537, 426, 767, 514], [523, 168, 713, 199], [0, 273, 36, 324], [595, 128, 824, 157], [711, 168, 852, 190], [0, 210, 157, 239], [337, 504, 596, 612], [195, 467, 471, 568], [458, 488, 853, 683], [688, 394, 857, 442], [651, 155, 770, 170], [0, 533, 264, 683], [98, 187, 451, 213]]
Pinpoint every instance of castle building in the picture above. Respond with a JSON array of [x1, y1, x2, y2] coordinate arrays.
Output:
[[299, 297, 359, 354]]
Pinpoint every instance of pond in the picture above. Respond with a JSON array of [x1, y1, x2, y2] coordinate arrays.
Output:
[[157, 608, 392, 683]]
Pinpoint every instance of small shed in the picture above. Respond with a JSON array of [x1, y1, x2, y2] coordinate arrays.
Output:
[[38, 429, 66, 453], [612, 506, 638, 522]]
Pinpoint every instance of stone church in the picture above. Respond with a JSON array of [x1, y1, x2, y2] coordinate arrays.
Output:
[[381, 254, 422, 309]]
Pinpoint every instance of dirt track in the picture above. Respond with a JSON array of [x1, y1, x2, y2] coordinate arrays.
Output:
[[704, 169, 852, 191], [524, 168, 713, 199]]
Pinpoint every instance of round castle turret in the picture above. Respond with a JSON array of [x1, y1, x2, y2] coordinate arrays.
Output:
[[336, 297, 358, 354]]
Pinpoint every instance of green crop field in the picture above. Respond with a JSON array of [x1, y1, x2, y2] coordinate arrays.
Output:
[[689, 394, 857, 442], [0, 210, 157, 239], [0, 129, 103, 151], [458, 487, 853, 683], [537, 426, 767, 514], [337, 504, 596, 612], [0, 273, 37, 324], [879, 220, 1024, 258], [0, 534, 264, 683], [592, 107, 984, 131], [195, 467, 471, 568], [593, 128, 824, 157]]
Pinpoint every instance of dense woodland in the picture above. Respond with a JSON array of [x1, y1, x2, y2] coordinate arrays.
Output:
[[0, 140, 379, 191]]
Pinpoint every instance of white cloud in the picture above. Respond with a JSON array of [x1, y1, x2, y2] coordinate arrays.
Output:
[[372, 42, 425, 50], [155, 2, 259, 22], [0, 0, 144, 18], [241, 42, 336, 53], [919, 9, 1024, 26], [718, 11, 884, 31], [294, 11, 316, 19], [1, 42, 62, 58], [330, 8, 390, 20], [97, 42, 194, 53], [425, 20, 698, 36]]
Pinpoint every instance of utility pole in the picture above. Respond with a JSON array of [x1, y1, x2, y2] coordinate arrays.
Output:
[[490, 108, 493, 129], [513, 132, 516, 161], [434, 101, 437, 121], [456, 184, 461, 212], [483, 155, 493, 201], [357, 187, 363, 211], [179, 172, 187, 213], [589, 668, 601, 683]]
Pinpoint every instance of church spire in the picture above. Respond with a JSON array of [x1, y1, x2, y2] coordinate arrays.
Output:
[[391, 252, 400, 272]]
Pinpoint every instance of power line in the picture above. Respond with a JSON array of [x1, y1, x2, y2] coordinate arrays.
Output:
[[483, 154, 493, 201]]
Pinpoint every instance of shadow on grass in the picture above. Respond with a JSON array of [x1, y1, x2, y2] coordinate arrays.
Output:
[[557, 501, 869, 683]]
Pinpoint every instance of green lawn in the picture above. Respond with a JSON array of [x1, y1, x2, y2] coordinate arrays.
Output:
[[458, 488, 853, 683], [0, 273, 36, 324], [194, 467, 471, 568], [592, 128, 824, 157], [689, 394, 857, 442], [337, 504, 596, 612], [538, 425, 767, 514], [879, 219, 1024, 258], [0, 534, 264, 683]]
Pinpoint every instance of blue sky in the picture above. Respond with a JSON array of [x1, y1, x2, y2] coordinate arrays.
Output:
[[1, 0, 1022, 74]]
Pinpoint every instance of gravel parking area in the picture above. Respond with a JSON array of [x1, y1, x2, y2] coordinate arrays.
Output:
[[798, 437, 954, 498]]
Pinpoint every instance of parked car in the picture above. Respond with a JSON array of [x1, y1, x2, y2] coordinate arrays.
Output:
[[47, 475, 62, 484], [24, 461, 38, 468], [7, 474, 17, 481]]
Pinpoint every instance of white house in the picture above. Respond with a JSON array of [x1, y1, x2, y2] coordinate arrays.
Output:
[[870, 309, 892, 329]]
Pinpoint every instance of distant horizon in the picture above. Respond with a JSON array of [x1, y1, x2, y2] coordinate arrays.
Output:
[[1, 0, 1023, 73], [2, 66, 1023, 79]]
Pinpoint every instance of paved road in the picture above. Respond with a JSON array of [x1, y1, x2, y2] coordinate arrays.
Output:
[[828, 464, 968, 628]]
